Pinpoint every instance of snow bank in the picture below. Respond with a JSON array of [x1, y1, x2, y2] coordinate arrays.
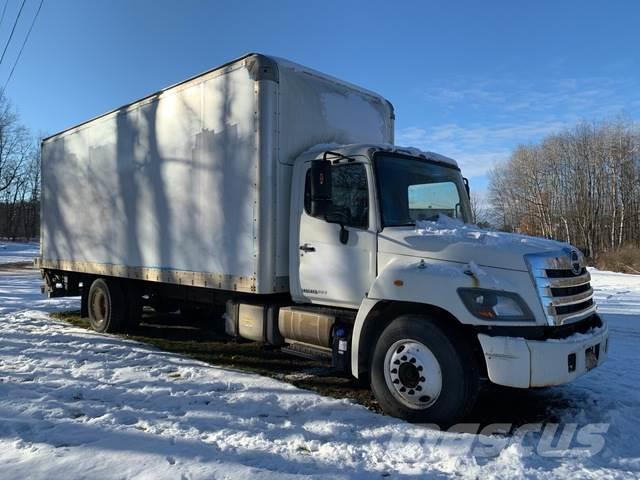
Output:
[[0, 270, 638, 478], [0, 242, 39, 265], [589, 267, 640, 316], [0, 274, 77, 315]]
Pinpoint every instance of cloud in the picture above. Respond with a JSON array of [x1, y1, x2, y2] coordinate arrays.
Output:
[[397, 120, 571, 177], [400, 75, 640, 179], [418, 77, 640, 117], [421, 86, 506, 104]]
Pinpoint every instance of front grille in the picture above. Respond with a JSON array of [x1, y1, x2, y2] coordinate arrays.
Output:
[[550, 283, 591, 297], [542, 267, 595, 324], [527, 251, 597, 326], [555, 298, 594, 316], [546, 267, 587, 278]]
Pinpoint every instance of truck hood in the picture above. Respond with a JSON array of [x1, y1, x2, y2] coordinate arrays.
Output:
[[378, 217, 568, 272]]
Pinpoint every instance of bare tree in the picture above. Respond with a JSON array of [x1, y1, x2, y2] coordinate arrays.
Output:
[[470, 191, 491, 227], [0, 94, 39, 240], [489, 117, 640, 259]]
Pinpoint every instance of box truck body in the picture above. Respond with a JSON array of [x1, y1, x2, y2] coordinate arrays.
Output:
[[40, 54, 393, 293], [39, 54, 607, 425]]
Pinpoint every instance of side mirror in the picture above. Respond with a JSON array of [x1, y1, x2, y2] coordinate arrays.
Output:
[[310, 159, 332, 217]]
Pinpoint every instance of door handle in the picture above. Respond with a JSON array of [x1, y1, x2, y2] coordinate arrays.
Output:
[[299, 243, 316, 253]]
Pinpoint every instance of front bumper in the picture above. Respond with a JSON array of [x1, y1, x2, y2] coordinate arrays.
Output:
[[477, 321, 609, 388]]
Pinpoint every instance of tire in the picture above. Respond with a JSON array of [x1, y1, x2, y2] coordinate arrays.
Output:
[[87, 278, 127, 333], [370, 314, 479, 426]]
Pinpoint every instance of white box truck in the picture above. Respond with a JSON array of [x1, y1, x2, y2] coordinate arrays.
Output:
[[38, 53, 608, 424]]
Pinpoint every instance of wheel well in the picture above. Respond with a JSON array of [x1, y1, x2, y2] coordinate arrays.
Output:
[[357, 301, 487, 382]]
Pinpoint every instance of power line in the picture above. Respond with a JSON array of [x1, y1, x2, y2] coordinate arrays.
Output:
[[0, 1, 8, 30], [4, 0, 44, 90], [0, 0, 27, 66]]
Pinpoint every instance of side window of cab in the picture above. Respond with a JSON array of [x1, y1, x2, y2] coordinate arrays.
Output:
[[304, 163, 369, 229]]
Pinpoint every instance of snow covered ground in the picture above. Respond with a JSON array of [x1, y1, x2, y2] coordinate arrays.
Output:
[[0, 263, 639, 478], [0, 241, 39, 264]]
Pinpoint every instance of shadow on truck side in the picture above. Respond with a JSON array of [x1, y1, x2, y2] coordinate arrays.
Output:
[[45, 71, 255, 275], [53, 308, 572, 429]]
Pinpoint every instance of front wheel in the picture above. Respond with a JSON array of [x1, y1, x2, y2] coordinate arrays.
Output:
[[370, 315, 479, 425]]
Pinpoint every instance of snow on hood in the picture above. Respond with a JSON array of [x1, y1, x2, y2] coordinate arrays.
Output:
[[415, 215, 565, 249], [379, 215, 568, 272]]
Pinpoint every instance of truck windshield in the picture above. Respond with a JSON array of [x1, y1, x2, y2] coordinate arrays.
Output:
[[375, 153, 472, 227]]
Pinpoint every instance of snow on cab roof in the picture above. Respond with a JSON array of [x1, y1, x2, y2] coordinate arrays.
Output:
[[302, 143, 459, 168]]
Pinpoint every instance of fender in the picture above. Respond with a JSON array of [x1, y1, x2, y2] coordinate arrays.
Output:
[[351, 256, 478, 378]]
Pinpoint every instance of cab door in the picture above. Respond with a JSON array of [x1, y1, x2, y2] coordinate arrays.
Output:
[[291, 161, 377, 308]]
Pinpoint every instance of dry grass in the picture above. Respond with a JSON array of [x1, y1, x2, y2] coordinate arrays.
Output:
[[596, 246, 640, 274], [52, 310, 378, 410], [50, 309, 569, 426]]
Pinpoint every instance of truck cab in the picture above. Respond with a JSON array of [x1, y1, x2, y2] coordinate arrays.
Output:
[[288, 143, 608, 423]]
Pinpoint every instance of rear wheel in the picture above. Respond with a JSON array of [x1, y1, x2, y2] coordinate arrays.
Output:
[[370, 315, 479, 425], [87, 278, 127, 333]]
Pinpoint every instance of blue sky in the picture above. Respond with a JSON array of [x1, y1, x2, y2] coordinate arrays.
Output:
[[3, 0, 639, 194]]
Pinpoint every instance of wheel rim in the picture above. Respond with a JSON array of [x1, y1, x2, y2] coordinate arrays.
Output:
[[383, 339, 442, 410], [90, 289, 108, 328]]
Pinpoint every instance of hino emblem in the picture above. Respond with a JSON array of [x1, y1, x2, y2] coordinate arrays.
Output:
[[570, 249, 581, 275]]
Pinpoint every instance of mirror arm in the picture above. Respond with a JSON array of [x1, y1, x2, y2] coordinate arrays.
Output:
[[324, 216, 350, 245], [339, 224, 349, 245]]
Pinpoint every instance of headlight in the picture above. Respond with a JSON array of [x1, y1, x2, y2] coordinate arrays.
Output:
[[458, 288, 534, 321]]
